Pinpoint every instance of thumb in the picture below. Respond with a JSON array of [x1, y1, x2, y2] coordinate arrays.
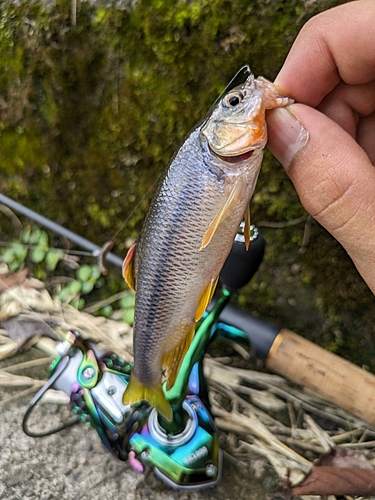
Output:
[[267, 104, 375, 293]]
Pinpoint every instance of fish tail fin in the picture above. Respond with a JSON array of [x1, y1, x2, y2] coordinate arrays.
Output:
[[122, 375, 173, 422]]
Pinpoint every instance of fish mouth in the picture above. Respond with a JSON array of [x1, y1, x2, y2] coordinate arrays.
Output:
[[213, 148, 255, 164]]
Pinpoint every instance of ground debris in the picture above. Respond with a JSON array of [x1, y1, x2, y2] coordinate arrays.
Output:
[[204, 358, 375, 498], [0, 268, 28, 291], [1, 313, 58, 349], [292, 466, 375, 496]]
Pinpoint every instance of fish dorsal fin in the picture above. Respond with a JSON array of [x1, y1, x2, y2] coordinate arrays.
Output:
[[122, 374, 173, 421], [195, 276, 219, 321], [162, 324, 195, 390], [122, 242, 137, 292], [200, 181, 239, 251], [244, 204, 251, 251]]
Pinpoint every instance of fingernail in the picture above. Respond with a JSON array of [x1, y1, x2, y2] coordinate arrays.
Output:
[[267, 107, 309, 170]]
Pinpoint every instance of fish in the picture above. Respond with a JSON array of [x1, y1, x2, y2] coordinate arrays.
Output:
[[122, 67, 292, 421]]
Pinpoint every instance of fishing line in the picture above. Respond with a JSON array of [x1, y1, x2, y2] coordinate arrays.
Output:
[[198, 65, 252, 128], [215, 65, 251, 102], [0, 68, 250, 256], [97, 69, 251, 246], [22, 355, 79, 437]]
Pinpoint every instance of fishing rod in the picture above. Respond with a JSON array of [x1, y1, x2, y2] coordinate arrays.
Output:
[[0, 193, 123, 269]]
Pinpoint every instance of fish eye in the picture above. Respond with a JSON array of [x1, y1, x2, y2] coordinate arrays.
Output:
[[224, 91, 244, 108]]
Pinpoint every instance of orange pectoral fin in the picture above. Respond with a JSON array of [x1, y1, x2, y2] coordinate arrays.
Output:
[[195, 276, 219, 321], [122, 242, 137, 292], [200, 181, 240, 251], [162, 324, 195, 390], [244, 204, 251, 251]]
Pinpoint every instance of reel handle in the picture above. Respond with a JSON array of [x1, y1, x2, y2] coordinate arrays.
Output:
[[219, 226, 265, 292]]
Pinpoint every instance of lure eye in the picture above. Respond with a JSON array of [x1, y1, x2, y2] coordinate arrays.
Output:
[[224, 91, 244, 108]]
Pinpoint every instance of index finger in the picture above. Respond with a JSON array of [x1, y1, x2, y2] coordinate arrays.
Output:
[[274, 0, 375, 107]]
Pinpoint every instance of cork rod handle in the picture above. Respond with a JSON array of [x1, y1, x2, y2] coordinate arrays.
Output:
[[266, 329, 375, 426]]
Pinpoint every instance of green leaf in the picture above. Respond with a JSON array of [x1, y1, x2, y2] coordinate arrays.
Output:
[[29, 228, 42, 245], [38, 230, 49, 248], [34, 269, 47, 281], [81, 280, 94, 295], [69, 297, 81, 309], [119, 292, 135, 309], [101, 305, 113, 318], [45, 249, 64, 271], [1, 248, 16, 264], [8, 260, 20, 271], [76, 264, 93, 282], [68, 280, 82, 295], [58, 287, 71, 302], [21, 227, 31, 244], [12, 242, 27, 261], [123, 308, 134, 325], [90, 265, 101, 280], [30, 246, 47, 263]]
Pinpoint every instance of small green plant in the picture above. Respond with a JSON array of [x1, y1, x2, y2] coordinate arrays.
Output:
[[0, 225, 135, 325], [1, 227, 64, 273], [1, 240, 28, 271], [119, 292, 135, 325], [57, 264, 102, 309]]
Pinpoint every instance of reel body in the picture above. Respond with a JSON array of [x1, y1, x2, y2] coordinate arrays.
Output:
[[25, 330, 221, 489]]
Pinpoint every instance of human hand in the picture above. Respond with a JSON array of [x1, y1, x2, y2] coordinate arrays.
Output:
[[266, 0, 375, 293]]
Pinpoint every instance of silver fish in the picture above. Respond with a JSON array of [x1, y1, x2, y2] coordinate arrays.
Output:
[[122, 68, 291, 420]]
